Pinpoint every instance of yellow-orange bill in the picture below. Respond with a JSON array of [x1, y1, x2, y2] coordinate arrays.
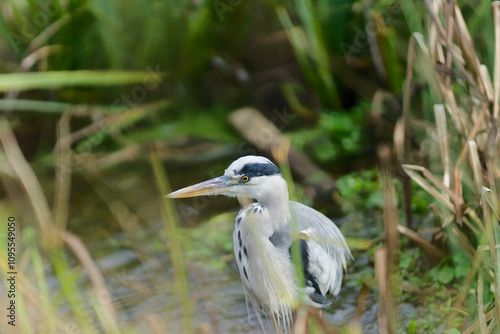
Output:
[[166, 175, 233, 198]]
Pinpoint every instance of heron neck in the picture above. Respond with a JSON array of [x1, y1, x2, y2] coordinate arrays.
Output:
[[257, 178, 290, 227]]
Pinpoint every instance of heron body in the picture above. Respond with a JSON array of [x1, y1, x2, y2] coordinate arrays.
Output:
[[167, 156, 351, 332]]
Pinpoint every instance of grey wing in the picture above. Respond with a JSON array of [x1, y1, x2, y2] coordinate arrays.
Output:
[[290, 201, 351, 296]]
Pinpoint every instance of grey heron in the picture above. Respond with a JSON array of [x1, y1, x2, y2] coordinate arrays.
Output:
[[167, 155, 351, 333]]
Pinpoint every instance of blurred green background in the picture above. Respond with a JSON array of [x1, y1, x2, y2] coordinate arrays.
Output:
[[0, 0, 499, 333]]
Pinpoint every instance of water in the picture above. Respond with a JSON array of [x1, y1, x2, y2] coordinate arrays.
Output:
[[55, 218, 372, 333]]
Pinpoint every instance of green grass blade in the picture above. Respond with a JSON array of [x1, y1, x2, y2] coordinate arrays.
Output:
[[0, 70, 166, 92], [150, 150, 192, 334], [27, 228, 57, 334], [50, 251, 96, 334], [0, 99, 71, 113]]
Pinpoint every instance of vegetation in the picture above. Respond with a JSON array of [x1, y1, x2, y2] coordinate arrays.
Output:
[[0, 0, 499, 333]]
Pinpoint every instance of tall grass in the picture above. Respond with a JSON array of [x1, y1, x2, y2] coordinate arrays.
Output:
[[150, 150, 193, 334], [0, 101, 192, 333]]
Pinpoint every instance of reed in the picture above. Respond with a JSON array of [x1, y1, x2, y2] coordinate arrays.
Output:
[[396, 1, 500, 331]]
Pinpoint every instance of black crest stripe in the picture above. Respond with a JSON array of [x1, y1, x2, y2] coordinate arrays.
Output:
[[238, 163, 281, 177]]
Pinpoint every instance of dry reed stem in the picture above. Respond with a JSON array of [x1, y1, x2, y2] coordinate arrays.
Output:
[[402, 165, 457, 212], [376, 144, 398, 334], [88, 144, 143, 171], [399, 34, 416, 164], [482, 187, 500, 330], [370, 12, 389, 83], [477, 270, 488, 333], [424, 0, 447, 41], [396, 224, 445, 260], [465, 208, 485, 232], [468, 140, 483, 195], [434, 104, 450, 190], [352, 283, 370, 326], [480, 65, 494, 102], [0, 118, 55, 246], [25, 11, 73, 55], [428, 3, 488, 133], [417, 32, 445, 97], [379, 145, 399, 270], [453, 103, 488, 220], [453, 3, 484, 91], [460, 215, 482, 236], [427, 0, 438, 60], [145, 314, 170, 334], [20, 45, 65, 71], [477, 245, 500, 252], [463, 308, 495, 334], [487, 160, 499, 195], [63, 231, 119, 331], [293, 308, 308, 334], [53, 100, 169, 153], [406, 164, 464, 204], [492, 2, 500, 119], [53, 110, 72, 232], [444, 0, 454, 89], [375, 246, 394, 334], [453, 166, 463, 223]]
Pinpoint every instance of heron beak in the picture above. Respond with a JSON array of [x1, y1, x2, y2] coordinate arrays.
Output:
[[166, 175, 233, 198]]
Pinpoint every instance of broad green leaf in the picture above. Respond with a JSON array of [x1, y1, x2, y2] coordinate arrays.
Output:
[[438, 266, 455, 284], [455, 264, 469, 279]]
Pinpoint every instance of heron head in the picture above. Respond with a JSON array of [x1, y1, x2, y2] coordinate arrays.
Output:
[[166, 155, 287, 202]]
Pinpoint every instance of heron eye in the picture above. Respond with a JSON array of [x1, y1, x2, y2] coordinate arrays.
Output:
[[241, 175, 250, 182]]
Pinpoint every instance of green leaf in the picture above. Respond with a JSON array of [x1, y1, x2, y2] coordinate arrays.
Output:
[[455, 264, 469, 279], [443, 329, 461, 334], [428, 265, 439, 279], [400, 252, 414, 270], [452, 250, 471, 279], [438, 266, 455, 284], [0, 71, 166, 91], [407, 319, 416, 334]]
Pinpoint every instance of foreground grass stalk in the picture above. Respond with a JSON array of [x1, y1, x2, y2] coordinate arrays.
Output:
[[63, 232, 120, 334], [150, 150, 192, 334], [15, 290, 32, 334], [378, 145, 398, 333], [482, 188, 500, 331], [275, 143, 306, 297], [492, 1, 500, 119], [0, 118, 54, 246], [0, 71, 165, 92], [53, 111, 72, 233], [28, 230, 57, 334], [50, 251, 95, 333]]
